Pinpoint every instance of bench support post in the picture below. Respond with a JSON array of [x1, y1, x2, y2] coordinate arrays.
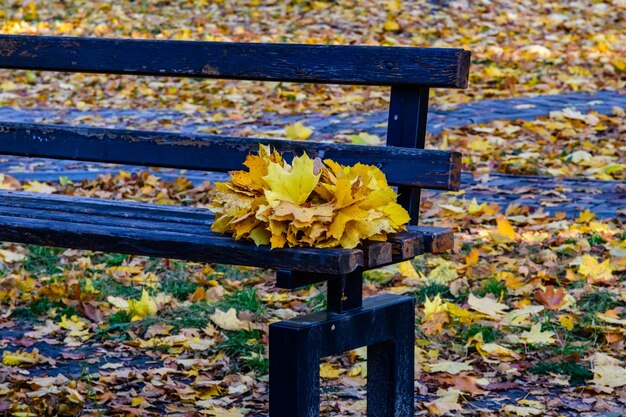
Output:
[[386, 85, 430, 224], [327, 269, 363, 313], [269, 293, 415, 417]]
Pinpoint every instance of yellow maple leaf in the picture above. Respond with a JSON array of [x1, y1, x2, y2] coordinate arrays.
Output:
[[349, 132, 382, 145], [423, 295, 447, 320], [209, 308, 250, 331], [466, 333, 521, 362], [398, 261, 419, 278], [0, 249, 26, 263], [263, 152, 320, 206], [425, 388, 463, 416], [211, 146, 409, 248], [285, 122, 312, 140], [128, 289, 158, 320], [66, 387, 85, 404], [490, 215, 517, 243], [320, 362, 344, 379], [59, 315, 88, 333], [559, 314, 575, 330], [503, 405, 544, 416], [0, 174, 20, 190], [2, 348, 43, 366], [576, 209, 595, 223], [465, 248, 479, 267], [383, 18, 400, 32], [519, 323, 556, 345], [428, 360, 474, 375], [591, 353, 626, 393], [205, 407, 245, 417], [467, 293, 509, 318], [577, 254, 614, 284], [22, 180, 56, 194]]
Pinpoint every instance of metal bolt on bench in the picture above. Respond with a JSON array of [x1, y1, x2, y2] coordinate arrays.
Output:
[[0, 34, 470, 416]]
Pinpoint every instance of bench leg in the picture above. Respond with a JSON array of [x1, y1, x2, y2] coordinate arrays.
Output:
[[367, 313, 414, 417], [268, 294, 415, 417], [269, 324, 320, 417]]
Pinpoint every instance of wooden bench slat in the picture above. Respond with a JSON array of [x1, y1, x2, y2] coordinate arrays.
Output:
[[0, 190, 214, 225], [0, 191, 449, 273], [275, 226, 453, 289], [0, 213, 362, 275], [0, 191, 445, 274], [0, 122, 462, 191], [0, 35, 471, 88]]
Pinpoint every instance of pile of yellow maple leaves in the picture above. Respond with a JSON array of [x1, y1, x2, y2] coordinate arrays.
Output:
[[210, 145, 409, 248]]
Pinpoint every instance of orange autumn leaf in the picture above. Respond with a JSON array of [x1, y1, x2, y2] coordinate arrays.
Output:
[[534, 286, 567, 311]]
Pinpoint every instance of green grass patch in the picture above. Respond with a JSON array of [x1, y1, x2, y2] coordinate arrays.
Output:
[[308, 288, 327, 312], [98, 253, 130, 267], [462, 325, 500, 344], [23, 245, 64, 275], [410, 282, 453, 304], [160, 276, 199, 301], [11, 295, 78, 321], [217, 329, 268, 374], [108, 310, 132, 325], [160, 301, 216, 330], [577, 290, 622, 320], [474, 277, 507, 298], [614, 231, 626, 241], [587, 233, 606, 246], [92, 277, 143, 300], [530, 361, 593, 385], [216, 287, 265, 315]]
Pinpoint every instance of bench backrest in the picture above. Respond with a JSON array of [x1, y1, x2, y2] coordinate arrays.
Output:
[[0, 35, 470, 222]]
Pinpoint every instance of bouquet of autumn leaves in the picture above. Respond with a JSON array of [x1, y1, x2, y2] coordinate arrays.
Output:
[[209, 145, 410, 249]]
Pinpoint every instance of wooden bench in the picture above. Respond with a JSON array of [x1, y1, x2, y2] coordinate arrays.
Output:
[[0, 35, 470, 416]]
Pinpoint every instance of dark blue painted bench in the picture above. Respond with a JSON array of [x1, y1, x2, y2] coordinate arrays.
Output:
[[0, 34, 470, 416]]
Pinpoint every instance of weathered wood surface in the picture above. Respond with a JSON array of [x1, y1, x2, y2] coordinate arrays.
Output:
[[0, 191, 362, 274], [0, 191, 444, 274], [269, 294, 415, 416], [0, 122, 462, 190], [387, 85, 432, 222], [0, 35, 471, 88], [274, 225, 453, 289]]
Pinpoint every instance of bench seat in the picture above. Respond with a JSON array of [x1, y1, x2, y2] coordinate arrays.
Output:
[[0, 190, 452, 275]]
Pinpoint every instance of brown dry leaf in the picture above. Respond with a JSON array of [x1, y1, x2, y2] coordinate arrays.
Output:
[[534, 286, 567, 310]]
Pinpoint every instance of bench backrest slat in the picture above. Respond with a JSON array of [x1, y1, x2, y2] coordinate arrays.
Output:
[[0, 122, 461, 191], [0, 35, 470, 88]]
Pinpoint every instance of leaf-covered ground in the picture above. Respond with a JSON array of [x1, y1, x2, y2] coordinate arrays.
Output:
[[1, 172, 625, 416], [1, 0, 625, 116], [0, 0, 626, 416], [433, 107, 626, 181]]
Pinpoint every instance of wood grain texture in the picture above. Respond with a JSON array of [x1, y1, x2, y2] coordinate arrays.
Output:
[[0, 192, 364, 274], [274, 225, 453, 289], [0, 35, 471, 88], [0, 122, 461, 190], [386, 85, 431, 222], [0, 214, 362, 275], [411, 225, 454, 253], [0, 191, 449, 275]]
